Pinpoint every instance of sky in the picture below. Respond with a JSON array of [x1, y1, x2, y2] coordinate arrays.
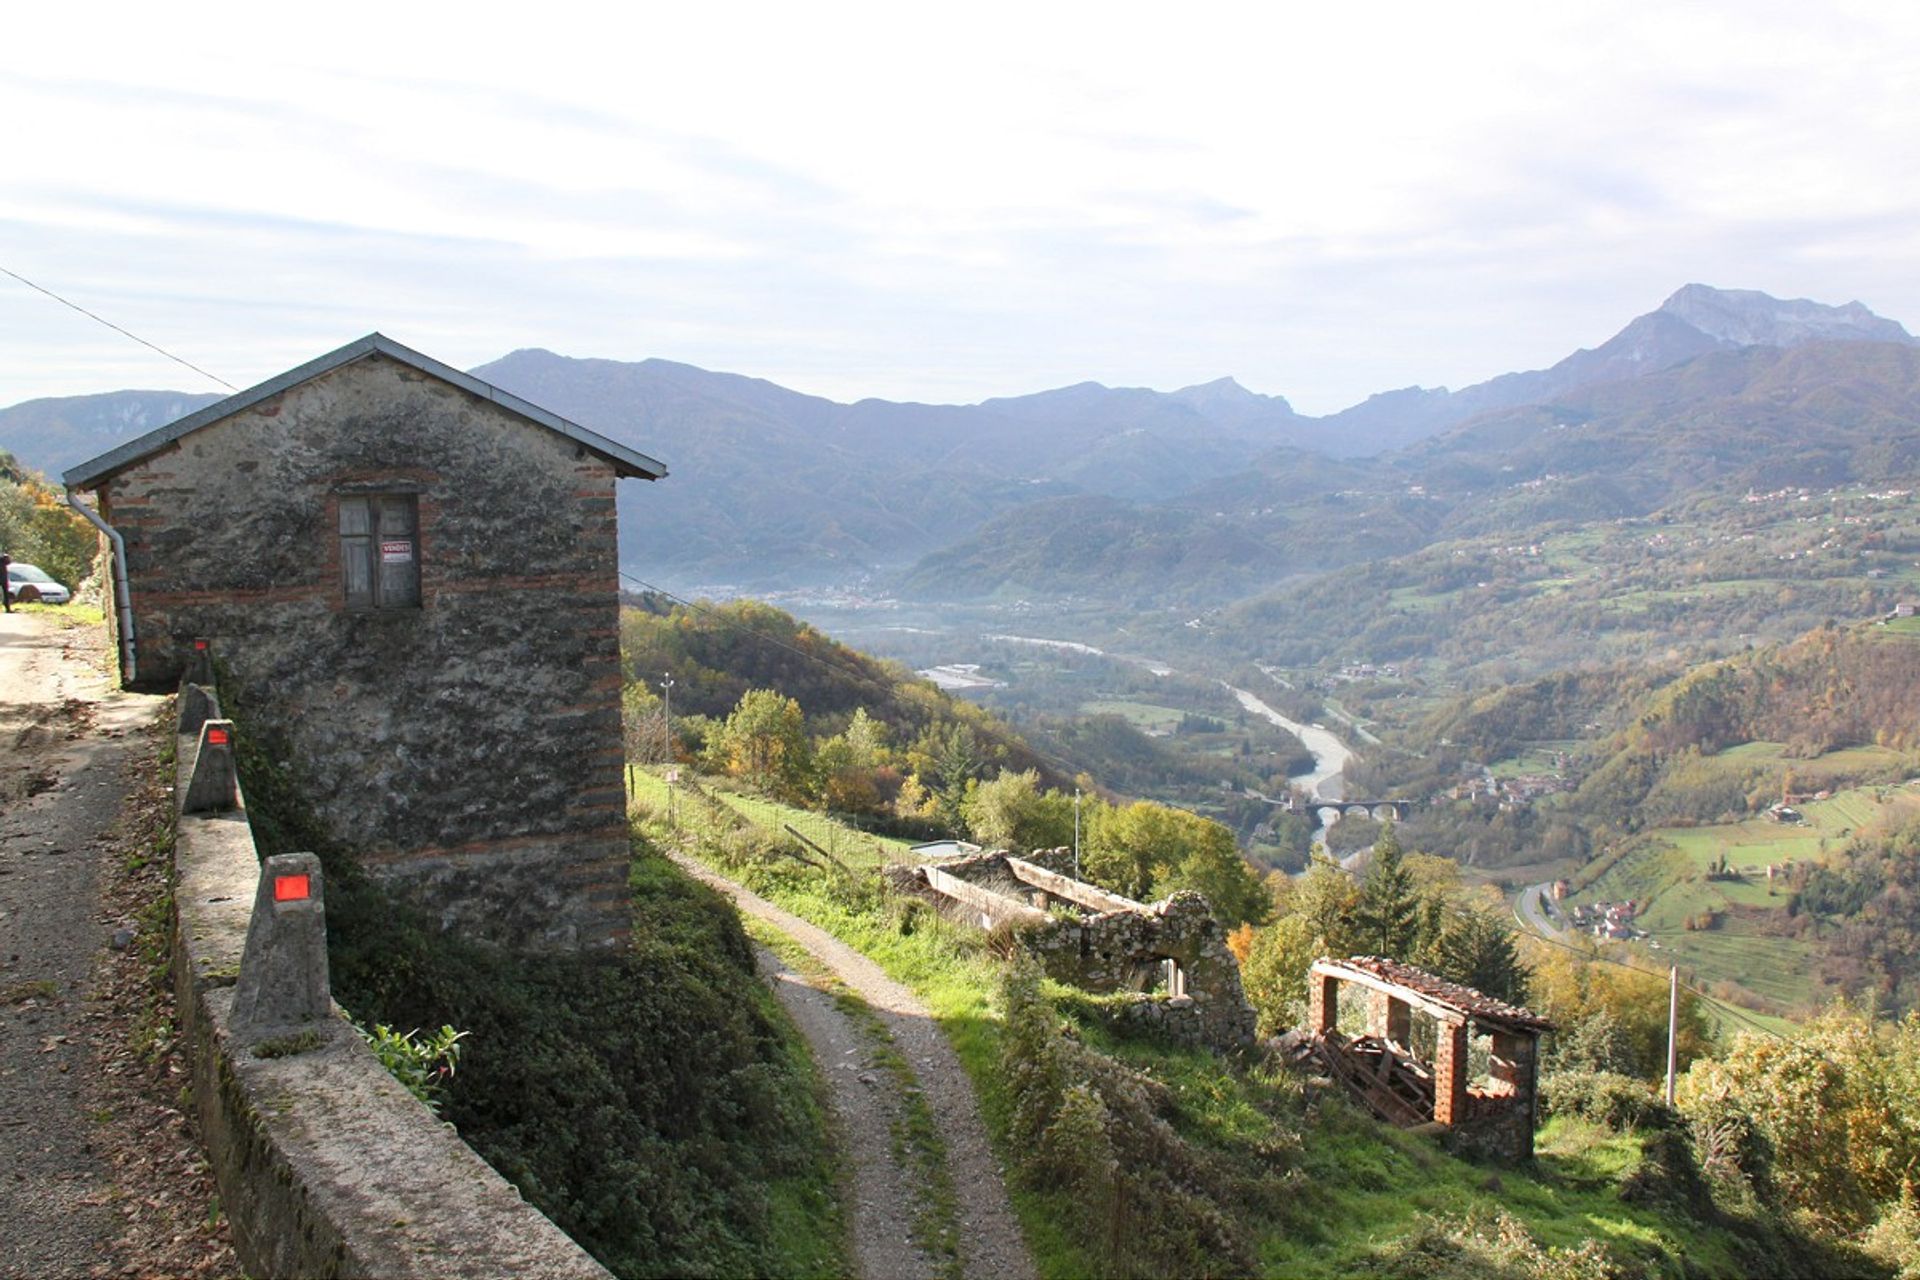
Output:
[[4, 0, 1919, 415]]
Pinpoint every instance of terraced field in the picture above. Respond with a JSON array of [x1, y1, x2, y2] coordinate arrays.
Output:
[[1570, 778, 1920, 1015]]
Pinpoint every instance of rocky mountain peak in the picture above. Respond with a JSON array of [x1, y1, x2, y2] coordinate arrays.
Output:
[[1657, 283, 1915, 349]]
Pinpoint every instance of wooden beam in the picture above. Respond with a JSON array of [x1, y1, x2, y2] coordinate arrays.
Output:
[[1310, 959, 1468, 1028], [1005, 857, 1143, 914]]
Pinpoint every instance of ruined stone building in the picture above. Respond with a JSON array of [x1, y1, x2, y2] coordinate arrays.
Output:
[[1301, 955, 1553, 1160], [886, 848, 1257, 1050], [63, 334, 665, 951]]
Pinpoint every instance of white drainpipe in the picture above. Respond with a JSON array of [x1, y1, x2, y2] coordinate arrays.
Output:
[[64, 489, 137, 684]]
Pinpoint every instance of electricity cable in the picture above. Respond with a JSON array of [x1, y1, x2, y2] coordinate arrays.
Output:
[[617, 572, 1796, 1042], [1, 265, 238, 391], [618, 571, 1126, 786]]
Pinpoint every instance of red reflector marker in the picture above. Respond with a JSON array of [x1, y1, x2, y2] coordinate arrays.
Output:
[[274, 874, 311, 902], [194, 639, 210, 650], [207, 726, 230, 746]]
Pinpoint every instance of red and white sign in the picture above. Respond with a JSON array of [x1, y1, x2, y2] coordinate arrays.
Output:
[[380, 540, 413, 563]]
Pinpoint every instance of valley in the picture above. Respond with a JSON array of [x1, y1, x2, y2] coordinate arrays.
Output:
[[12, 282, 1920, 1275]]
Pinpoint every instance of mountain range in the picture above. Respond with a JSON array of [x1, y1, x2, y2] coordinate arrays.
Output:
[[2, 284, 1913, 594]]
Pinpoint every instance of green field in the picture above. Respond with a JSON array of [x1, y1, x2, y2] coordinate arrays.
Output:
[[1488, 740, 1579, 778], [1077, 699, 1187, 732], [1572, 777, 1920, 1015], [628, 767, 916, 868], [1713, 740, 1910, 786]]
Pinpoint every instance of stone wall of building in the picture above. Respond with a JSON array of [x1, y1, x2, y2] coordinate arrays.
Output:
[[97, 352, 630, 950], [1025, 892, 1257, 1050], [889, 851, 1257, 1051]]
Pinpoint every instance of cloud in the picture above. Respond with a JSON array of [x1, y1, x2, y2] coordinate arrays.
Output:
[[5, 2, 1920, 414]]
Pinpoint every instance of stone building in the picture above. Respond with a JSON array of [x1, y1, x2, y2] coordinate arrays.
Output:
[[63, 334, 665, 951], [885, 847, 1257, 1051], [1302, 955, 1553, 1161]]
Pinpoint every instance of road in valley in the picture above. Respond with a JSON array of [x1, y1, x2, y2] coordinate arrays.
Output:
[[1515, 881, 1572, 943]]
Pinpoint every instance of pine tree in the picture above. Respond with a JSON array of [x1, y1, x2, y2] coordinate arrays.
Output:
[[1354, 823, 1420, 959]]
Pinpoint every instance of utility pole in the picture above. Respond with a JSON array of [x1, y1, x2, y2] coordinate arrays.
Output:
[[659, 672, 675, 764], [1073, 787, 1083, 881], [1665, 965, 1679, 1106], [661, 672, 676, 829]]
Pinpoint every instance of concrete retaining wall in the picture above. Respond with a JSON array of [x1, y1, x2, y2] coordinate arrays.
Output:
[[170, 720, 609, 1279]]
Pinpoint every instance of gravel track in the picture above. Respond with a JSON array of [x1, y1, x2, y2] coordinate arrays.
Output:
[[757, 951, 945, 1280], [671, 853, 1036, 1280], [0, 613, 236, 1277]]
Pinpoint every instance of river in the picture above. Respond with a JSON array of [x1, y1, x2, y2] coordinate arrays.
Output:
[[975, 634, 1357, 801], [1220, 684, 1354, 802]]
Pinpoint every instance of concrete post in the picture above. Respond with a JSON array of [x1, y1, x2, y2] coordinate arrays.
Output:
[[182, 719, 240, 815], [230, 852, 332, 1033], [1434, 1019, 1470, 1125], [176, 683, 222, 738], [186, 637, 214, 685]]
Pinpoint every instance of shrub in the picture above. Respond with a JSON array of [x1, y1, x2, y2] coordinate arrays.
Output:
[[1357, 1208, 1627, 1280], [1686, 1093, 1777, 1209], [355, 1021, 466, 1114], [1863, 1189, 1920, 1280], [1679, 1006, 1920, 1229], [998, 960, 1256, 1277], [1618, 1127, 1714, 1219], [1541, 1070, 1680, 1133]]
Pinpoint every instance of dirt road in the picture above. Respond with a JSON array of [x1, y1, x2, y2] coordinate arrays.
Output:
[[671, 852, 1036, 1280], [0, 612, 235, 1277]]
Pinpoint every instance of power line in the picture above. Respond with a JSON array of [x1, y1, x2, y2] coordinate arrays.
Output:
[[1323, 851, 1798, 1043], [0, 265, 238, 391], [615, 575, 1794, 1044], [616, 572, 1098, 784]]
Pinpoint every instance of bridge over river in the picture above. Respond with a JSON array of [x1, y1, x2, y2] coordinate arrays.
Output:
[[1314, 800, 1411, 824]]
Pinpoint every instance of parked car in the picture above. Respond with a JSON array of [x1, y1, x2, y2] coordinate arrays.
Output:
[[6, 562, 71, 605]]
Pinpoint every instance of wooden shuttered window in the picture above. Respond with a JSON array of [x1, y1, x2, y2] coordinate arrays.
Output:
[[339, 494, 421, 609]]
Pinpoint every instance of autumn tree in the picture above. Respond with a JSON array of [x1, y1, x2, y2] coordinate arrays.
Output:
[[1239, 855, 1360, 1032], [0, 454, 97, 590], [1528, 940, 1710, 1079], [715, 688, 810, 797], [1083, 799, 1271, 928], [814, 707, 890, 813], [962, 768, 1074, 853]]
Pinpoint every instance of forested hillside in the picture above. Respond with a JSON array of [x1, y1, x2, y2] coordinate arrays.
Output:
[[616, 591, 1058, 785], [1575, 623, 1920, 829]]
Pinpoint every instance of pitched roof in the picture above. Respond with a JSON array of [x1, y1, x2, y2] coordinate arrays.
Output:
[[62, 333, 667, 489], [1313, 955, 1555, 1033]]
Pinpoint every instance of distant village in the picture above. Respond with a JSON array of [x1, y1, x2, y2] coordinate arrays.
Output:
[[1557, 888, 1645, 942], [1432, 752, 1577, 812]]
